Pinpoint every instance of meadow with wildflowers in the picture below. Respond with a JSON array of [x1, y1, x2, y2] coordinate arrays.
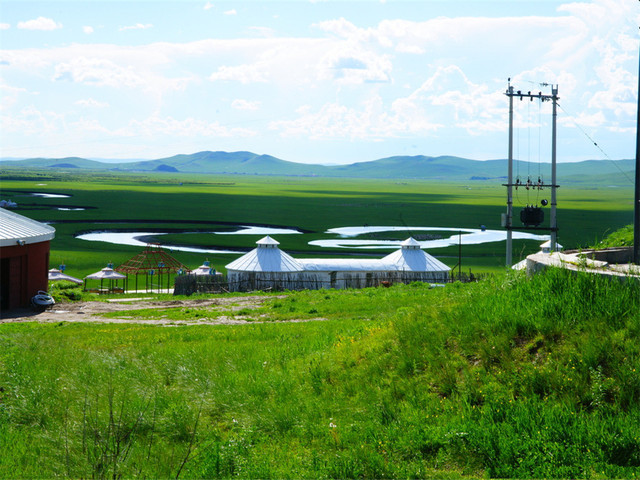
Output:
[[1, 266, 639, 478]]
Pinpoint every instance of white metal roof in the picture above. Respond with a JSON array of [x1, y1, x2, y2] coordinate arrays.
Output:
[[226, 236, 450, 273], [192, 264, 222, 276], [257, 235, 280, 246], [382, 244, 450, 272], [226, 237, 304, 272], [85, 267, 127, 280], [48, 268, 83, 284], [400, 237, 422, 248], [0, 208, 55, 247], [540, 240, 563, 250]]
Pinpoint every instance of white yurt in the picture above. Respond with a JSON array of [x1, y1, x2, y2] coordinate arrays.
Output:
[[512, 240, 564, 270], [84, 267, 127, 293], [192, 261, 223, 276], [381, 237, 451, 283], [48, 268, 83, 284], [226, 236, 305, 291]]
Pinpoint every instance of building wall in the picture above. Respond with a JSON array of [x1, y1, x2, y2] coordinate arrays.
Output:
[[227, 269, 449, 292], [0, 241, 50, 309]]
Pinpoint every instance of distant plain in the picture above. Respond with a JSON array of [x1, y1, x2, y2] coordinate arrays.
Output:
[[0, 165, 633, 278]]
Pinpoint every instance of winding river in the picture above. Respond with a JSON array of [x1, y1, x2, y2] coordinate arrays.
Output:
[[76, 225, 548, 255]]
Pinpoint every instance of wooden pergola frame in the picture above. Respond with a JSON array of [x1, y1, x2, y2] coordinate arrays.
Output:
[[116, 244, 191, 293]]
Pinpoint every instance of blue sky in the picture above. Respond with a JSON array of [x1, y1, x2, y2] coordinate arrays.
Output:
[[1, 0, 637, 164]]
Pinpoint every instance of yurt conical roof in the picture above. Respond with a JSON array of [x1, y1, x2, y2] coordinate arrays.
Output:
[[117, 243, 190, 274], [382, 237, 450, 272], [226, 236, 303, 272], [48, 268, 83, 284], [85, 267, 126, 280]]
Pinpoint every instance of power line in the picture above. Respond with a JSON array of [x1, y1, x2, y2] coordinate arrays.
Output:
[[556, 102, 634, 185]]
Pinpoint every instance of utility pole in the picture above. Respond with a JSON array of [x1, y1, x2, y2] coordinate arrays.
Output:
[[504, 81, 559, 266], [634, 39, 640, 264], [506, 81, 514, 266], [550, 84, 558, 253]]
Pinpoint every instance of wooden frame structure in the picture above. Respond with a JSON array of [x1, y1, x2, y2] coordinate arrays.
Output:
[[117, 244, 191, 292]]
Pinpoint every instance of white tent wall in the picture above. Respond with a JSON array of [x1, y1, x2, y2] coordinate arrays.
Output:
[[226, 269, 449, 292], [227, 271, 323, 292]]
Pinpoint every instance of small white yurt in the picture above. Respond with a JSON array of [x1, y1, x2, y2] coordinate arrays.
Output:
[[226, 236, 304, 291], [512, 240, 564, 270], [540, 240, 563, 253], [48, 268, 83, 284], [84, 267, 127, 293], [192, 261, 223, 276]]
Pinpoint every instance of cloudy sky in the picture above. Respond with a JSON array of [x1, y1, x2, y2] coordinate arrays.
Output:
[[1, 0, 637, 164]]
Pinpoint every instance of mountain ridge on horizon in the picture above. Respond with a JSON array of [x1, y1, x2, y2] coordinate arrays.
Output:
[[0, 150, 634, 183]]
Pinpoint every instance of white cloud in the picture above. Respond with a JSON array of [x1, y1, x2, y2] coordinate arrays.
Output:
[[127, 115, 256, 138], [0, 23, 10, 30], [395, 43, 424, 55], [53, 57, 146, 88], [0, 82, 27, 110], [313, 17, 360, 39], [17, 17, 62, 31], [396, 65, 505, 132], [83, 26, 94, 34], [69, 117, 111, 134], [318, 47, 392, 85], [2, 105, 64, 135], [119, 23, 153, 32], [271, 94, 442, 141], [210, 63, 268, 83], [232, 99, 261, 111], [562, 110, 607, 129], [224, 9, 237, 15], [75, 98, 109, 108], [1, 0, 636, 162], [247, 26, 275, 38]]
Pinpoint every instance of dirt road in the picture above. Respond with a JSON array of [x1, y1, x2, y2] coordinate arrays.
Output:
[[0, 295, 291, 325]]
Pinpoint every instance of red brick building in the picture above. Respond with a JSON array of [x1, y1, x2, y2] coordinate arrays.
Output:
[[0, 209, 55, 310]]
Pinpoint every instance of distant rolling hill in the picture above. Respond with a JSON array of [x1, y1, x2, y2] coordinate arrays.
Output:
[[0, 151, 634, 183]]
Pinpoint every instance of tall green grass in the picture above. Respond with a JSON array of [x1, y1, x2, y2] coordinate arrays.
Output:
[[593, 224, 633, 249], [1, 268, 639, 478]]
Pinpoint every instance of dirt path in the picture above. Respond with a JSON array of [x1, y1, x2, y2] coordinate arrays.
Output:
[[0, 295, 297, 326]]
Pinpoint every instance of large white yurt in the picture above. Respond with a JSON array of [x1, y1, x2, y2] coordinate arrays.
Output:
[[380, 237, 450, 283], [226, 236, 305, 291]]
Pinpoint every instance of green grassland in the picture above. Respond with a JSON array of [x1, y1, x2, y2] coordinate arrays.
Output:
[[1, 169, 639, 478], [0, 169, 633, 278], [1, 269, 639, 478]]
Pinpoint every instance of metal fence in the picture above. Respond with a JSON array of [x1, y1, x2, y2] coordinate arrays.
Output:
[[173, 271, 483, 296]]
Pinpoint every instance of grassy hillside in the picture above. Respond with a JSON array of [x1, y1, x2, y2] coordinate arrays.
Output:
[[1, 268, 639, 478], [1, 152, 634, 183]]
